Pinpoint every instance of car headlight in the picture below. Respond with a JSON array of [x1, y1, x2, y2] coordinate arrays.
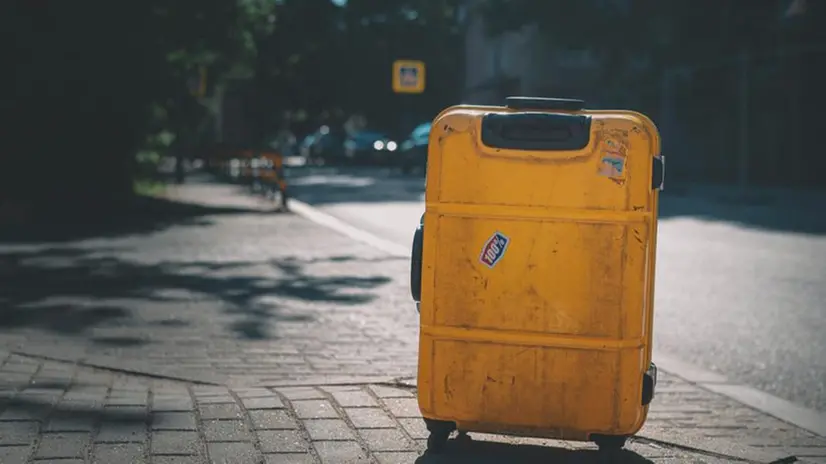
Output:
[[373, 140, 385, 150], [386, 141, 397, 151]]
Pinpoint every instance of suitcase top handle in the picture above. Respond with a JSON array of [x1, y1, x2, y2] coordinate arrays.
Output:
[[506, 96, 586, 112], [481, 112, 592, 151]]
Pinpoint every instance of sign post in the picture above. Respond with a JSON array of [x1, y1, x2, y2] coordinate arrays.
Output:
[[393, 60, 425, 139]]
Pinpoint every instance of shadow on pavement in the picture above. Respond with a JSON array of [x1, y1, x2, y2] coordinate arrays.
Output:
[[414, 438, 653, 464], [286, 165, 826, 235], [0, 394, 149, 423], [0, 246, 389, 343], [0, 193, 279, 244], [658, 185, 826, 235]]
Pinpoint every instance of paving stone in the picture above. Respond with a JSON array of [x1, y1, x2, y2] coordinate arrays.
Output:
[[1, 362, 39, 374], [193, 386, 231, 396], [92, 442, 146, 464], [234, 388, 272, 398], [397, 419, 428, 440], [152, 457, 203, 464], [381, 398, 421, 418], [304, 419, 356, 441], [107, 395, 148, 407], [369, 386, 414, 399], [34, 432, 90, 459], [207, 441, 260, 464], [275, 387, 325, 401], [359, 428, 416, 452], [197, 395, 236, 405], [0, 445, 32, 463], [153, 397, 195, 412], [151, 411, 198, 430], [151, 430, 202, 455], [801, 458, 826, 464], [199, 403, 244, 420], [95, 420, 147, 443], [45, 415, 98, 432], [241, 397, 284, 410], [783, 447, 826, 458], [345, 408, 395, 429], [328, 390, 378, 408], [0, 405, 52, 421], [105, 405, 147, 418], [257, 430, 311, 453], [0, 420, 39, 445], [263, 453, 316, 464], [291, 400, 338, 420], [320, 386, 361, 394], [202, 419, 252, 442], [314, 440, 367, 463], [249, 410, 299, 430]]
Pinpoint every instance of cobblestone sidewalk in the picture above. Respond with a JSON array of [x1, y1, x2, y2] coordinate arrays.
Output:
[[0, 179, 417, 387], [0, 175, 824, 463], [2, 351, 814, 464]]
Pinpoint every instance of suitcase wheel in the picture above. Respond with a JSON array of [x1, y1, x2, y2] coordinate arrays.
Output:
[[592, 434, 628, 452], [424, 418, 455, 454]]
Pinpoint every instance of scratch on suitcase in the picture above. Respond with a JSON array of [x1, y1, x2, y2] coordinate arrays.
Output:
[[437, 112, 472, 146], [444, 376, 453, 400]]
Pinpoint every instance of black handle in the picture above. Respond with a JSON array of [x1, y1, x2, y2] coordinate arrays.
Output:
[[409, 214, 424, 302], [652, 156, 665, 190], [481, 112, 592, 151], [506, 96, 586, 111]]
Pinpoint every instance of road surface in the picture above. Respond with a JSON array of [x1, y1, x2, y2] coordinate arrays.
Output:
[[287, 165, 826, 413]]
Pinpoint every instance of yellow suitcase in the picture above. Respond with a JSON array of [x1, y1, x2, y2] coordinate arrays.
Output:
[[410, 97, 664, 454]]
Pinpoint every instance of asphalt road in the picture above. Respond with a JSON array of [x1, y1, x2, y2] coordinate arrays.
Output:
[[286, 165, 826, 413]]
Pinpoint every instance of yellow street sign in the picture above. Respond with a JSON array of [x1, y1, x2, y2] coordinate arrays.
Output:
[[393, 60, 425, 94]]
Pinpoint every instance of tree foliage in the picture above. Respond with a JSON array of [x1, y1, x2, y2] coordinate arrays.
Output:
[[2, 0, 464, 216], [477, 0, 819, 68]]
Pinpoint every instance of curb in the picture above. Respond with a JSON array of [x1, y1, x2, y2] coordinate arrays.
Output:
[[289, 196, 826, 440], [654, 353, 826, 438], [288, 199, 409, 257]]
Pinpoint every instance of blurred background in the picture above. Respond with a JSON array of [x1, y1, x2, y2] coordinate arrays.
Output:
[[1, 0, 826, 441], [2, 0, 824, 224]]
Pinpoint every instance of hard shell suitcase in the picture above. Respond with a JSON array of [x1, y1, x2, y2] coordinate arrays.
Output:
[[411, 97, 664, 453]]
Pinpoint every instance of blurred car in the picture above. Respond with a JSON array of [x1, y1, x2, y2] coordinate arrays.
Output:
[[398, 122, 431, 174], [343, 130, 398, 165], [308, 125, 347, 165], [299, 133, 317, 159]]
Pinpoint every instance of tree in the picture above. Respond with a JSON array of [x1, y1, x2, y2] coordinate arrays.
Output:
[[1, 0, 268, 217]]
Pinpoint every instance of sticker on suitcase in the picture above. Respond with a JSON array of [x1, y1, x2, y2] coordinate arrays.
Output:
[[480, 231, 510, 268], [598, 153, 625, 177], [597, 133, 628, 180]]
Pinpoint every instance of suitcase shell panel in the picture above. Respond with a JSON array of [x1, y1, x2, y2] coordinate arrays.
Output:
[[417, 104, 661, 439]]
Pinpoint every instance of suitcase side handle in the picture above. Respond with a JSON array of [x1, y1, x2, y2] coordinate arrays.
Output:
[[410, 214, 425, 302], [480, 112, 592, 151]]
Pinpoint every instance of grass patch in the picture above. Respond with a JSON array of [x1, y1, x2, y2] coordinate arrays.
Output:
[[134, 149, 168, 197], [134, 178, 167, 196]]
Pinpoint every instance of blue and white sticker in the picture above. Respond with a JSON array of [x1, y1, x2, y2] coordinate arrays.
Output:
[[479, 231, 510, 268]]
